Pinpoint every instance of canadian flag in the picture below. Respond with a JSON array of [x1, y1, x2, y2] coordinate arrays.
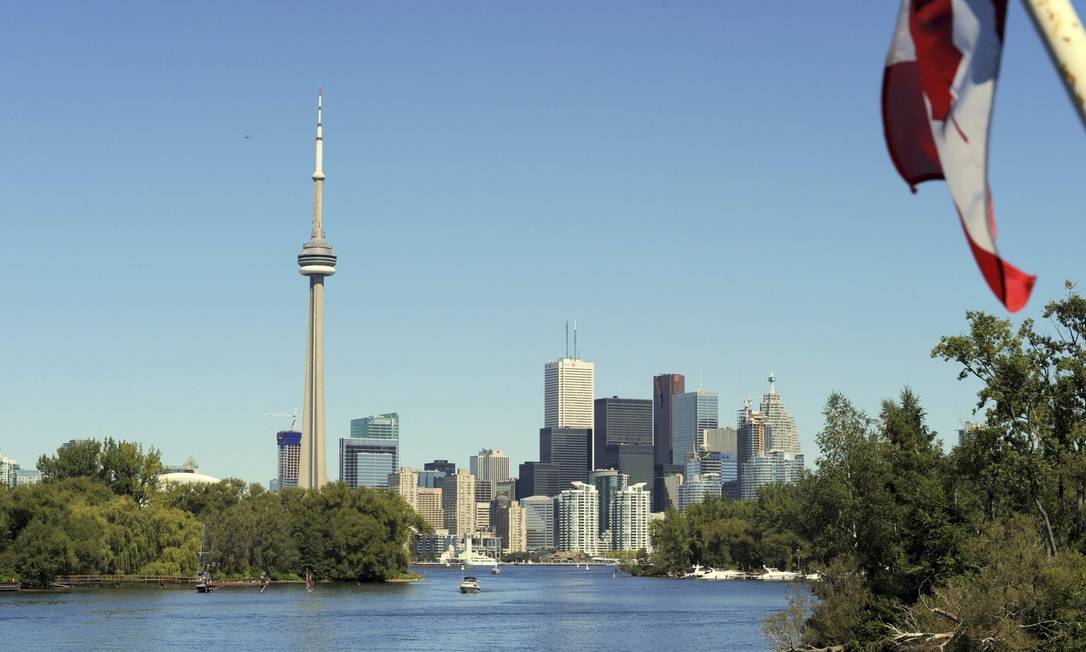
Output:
[[883, 0, 1035, 311]]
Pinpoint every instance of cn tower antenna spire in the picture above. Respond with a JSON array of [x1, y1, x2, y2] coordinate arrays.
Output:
[[311, 88, 325, 240]]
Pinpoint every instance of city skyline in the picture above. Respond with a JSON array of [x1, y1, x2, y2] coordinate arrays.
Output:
[[6, 3, 1081, 484]]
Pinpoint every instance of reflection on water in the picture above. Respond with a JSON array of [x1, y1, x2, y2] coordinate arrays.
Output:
[[1, 567, 807, 651]]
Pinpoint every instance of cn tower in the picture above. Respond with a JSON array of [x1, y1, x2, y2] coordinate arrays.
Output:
[[297, 90, 336, 489]]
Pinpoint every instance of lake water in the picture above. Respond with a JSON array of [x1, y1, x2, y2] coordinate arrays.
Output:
[[1, 566, 808, 650]]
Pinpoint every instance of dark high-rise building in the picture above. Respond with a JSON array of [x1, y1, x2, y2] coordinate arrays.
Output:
[[540, 427, 592, 490], [653, 373, 685, 467], [604, 443, 654, 493], [590, 469, 627, 536], [654, 462, 684, 512], [475, 479, 493, 503], [517, 461, 559, 499], [424, 459, 456, 476], [593, 397, 652, 466]]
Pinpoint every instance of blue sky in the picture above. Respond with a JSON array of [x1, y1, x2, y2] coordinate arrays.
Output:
[[2, 1, 1083, 483]]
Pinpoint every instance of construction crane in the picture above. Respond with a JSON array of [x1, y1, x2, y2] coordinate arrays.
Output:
[[266, 408, 299, 431]]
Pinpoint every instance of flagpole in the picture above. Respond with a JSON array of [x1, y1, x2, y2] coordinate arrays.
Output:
[[1021, 0, 1086, 128]]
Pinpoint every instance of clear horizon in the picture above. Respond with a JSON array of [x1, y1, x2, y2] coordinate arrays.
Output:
[[3, 1, 1083, 484]]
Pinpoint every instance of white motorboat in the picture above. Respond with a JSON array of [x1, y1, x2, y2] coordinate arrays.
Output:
[[682, 564, 709, 579], [700, 568, 748, 580], [758, 566, 801, 581], [490, 565, 501, 575], [458, 576, 481, 594]]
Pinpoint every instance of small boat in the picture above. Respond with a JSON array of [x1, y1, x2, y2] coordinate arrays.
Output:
[[196, 581, 217, 593], [459, 577, 481, 594], [490, 565, 501, 575], [758, 566, 801, 581]]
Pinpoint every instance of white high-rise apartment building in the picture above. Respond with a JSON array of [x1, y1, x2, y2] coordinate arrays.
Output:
[[0, 455, 17, 488], [545, 358, 595, 430], [415, 487, 445, 530], [507, 501, 528, 554], [671, 390, 719, 466], [469, 449, 510, 485], [613, 482, 652, 552], [437, 469, 477, 538], [557, 481, 600, 555], [760, 373, 800, 456], [388, 467, 418, 509], [740, 450, 805, 500]]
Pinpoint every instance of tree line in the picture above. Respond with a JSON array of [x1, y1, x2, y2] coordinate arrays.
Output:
[[645, 284, 1086, 651], [0, 439, 426, 587]]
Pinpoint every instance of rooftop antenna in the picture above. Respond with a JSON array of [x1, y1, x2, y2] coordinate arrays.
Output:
[[565, 320, 570, 359], [574, 321, 579, 359], [699, 366, 704, 392]]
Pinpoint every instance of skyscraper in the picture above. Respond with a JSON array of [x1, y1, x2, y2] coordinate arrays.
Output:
[[759, 373, 800, 455], [415, 487, 445, 530], [276, 430, 301, 491], [424, 459, 456, 476], [490, 495, 528, 554], [603, 443, 654, 493], [469, 449, 510, 486], [557, 481, 600, 555], [517, 461, 559, 499], [544, 358, 595, 430], [653, 373, 685, 467], [436, 469, 476, 538], [521, 496, 557, 552], [613, 483, 652, 552], [671, 390, 719, 466], [297, 90, 338, 489], [590, 469, 628, 538], [593, 397, 652, 468], [736, 374, 803, 500], [388, 467, 418, 509], [540, 427, 593, 489], [339, 415, 399, 489]]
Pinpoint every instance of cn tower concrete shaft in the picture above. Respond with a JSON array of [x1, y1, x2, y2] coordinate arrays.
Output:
[[297, 90, 336, 489]]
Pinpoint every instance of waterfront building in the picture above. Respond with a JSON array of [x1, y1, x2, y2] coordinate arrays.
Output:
[[415, 528, 455, 561], [388, 467, 418, 509], [517, 462, 559, 499], [475, 502, 490, 531], [520, 495, 557, 552], [603, 443, 654, 494], [740, 450, 805, 501], [540, 427, 592, 489], [297, 91, 337, 489], [340, 413, 399, 488], [653, 373, 685, 467], [276, 430, 301, 491], [490, 495, 528, 554], [671, 390, 719, 466], [436, 469, 476, 538], [14, 468, 41, 486], [589, 469, 628, 538], [557, 481, 600, 555], [544, 356, 595, 430], [469, 448, 510, 485], [0, 455, 16, 488], [613, 482, 652, 552], [424, 459, 456, 476], [593, 397, 652, 468], [416, 487, 445, 530]]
